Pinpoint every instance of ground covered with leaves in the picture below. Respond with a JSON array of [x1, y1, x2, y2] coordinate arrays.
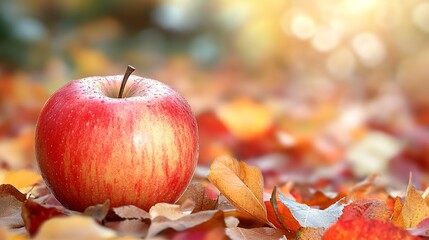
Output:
[[2, 155, 429, 239], [2, 77, 429, 239]]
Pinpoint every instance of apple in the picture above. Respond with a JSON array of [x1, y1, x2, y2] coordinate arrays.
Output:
[[35, 66, 199, 211]]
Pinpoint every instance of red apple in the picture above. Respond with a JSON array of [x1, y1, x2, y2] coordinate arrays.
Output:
[[35, 66, 199, 211]]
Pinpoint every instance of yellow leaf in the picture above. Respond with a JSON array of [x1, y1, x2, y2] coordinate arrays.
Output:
[[392, 184, 429, 228], [216, 97, 273, 140], [3, 170, 42, 190], [208, 156, 267, 224]]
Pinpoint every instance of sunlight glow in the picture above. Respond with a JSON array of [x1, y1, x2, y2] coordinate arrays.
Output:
[[291, 15, 317, 40]]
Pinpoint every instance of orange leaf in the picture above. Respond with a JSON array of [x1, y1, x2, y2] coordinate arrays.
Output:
[[266, 187, 300, 231], [392, 184, 429, 228], [215, 97, 273, 140], [339, 199, 391, 222], [322, 218, 418, 240], [208, 156, 268, 224]]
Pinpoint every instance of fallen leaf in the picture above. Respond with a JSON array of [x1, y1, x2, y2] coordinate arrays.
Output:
[[215, 97, 273, 140], [225, 227, 285, 240], [392, 184, 429, 228], [295, 227, 324, 240], [21, 199, 65, 236], [33, 215, 121, 240], [322, 218, 418, 240], [197, 111, 236, 165], [347, 174, 379, 200], [208, 156, 268, 224], [2, 169, 42, 190], [266, 187, 300, 231], [176, 181, 218, 213], [107, 205, 150, 221], [0, 184, 26, 202], [146, 210, 221, 238], [104, 205, 151, 238], [339, 199, 391, 222], [164, 210, 226, 240], [149, 203, 188, 221], [278, 191, 344, 229], [83, 200, 110, 222], [0, 184, 26, 228], [391, 196, 404, 227], [302, 190, 346, 210]]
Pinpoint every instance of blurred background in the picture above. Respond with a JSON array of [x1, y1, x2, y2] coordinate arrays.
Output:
[[1, 0, 429, 190]]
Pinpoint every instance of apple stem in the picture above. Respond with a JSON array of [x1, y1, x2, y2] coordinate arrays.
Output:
[[118, 65, 136, 98]]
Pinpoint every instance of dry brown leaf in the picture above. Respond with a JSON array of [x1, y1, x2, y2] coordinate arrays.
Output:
[[83, 200, 110, 222], [146, 210, 221, 238], [208, 156, 268, 224], [392, 181, 429, 228], [0, 184, 26, 228], [176, 181, 218, 213], [225, 227, 285, 240], [107, 205, 150, 221], [104, 205, 151, 238], [160, 210, 226, 240]]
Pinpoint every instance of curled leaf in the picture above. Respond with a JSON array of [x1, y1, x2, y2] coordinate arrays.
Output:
[[21, 199, 65, 236], [176, 181, 218, 213], [208, 156, 268, 224], [0, 184, 26, 228]]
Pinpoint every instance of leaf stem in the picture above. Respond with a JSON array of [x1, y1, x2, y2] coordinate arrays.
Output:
[[118, 65, 136, 98]]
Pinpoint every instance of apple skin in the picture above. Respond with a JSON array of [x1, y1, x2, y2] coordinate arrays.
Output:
[[35, 75, 199, 211]]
